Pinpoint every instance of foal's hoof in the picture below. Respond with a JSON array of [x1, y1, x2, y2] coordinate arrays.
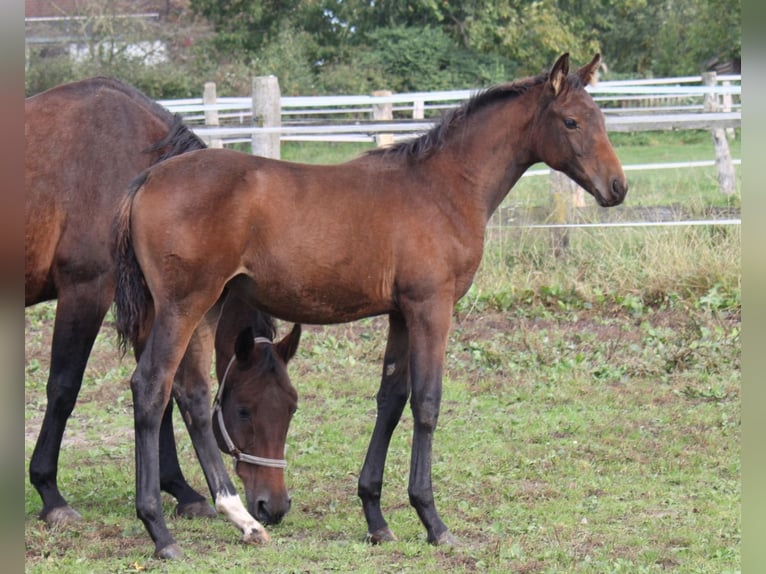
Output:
[[155, 543, 184, 560], [174, 501, 217, 519], [242, 527, 270, 545], [365, 527, 398, 544], [430, 530, 460, 547], [42, 505, 82, 527]]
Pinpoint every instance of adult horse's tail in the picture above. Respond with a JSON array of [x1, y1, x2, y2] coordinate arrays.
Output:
[[113, 172, 151, 356]]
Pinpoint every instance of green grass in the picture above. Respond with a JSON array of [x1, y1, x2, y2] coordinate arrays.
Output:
[[24, 303, 741, 573]]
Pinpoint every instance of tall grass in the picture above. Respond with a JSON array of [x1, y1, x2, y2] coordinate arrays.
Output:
[[470, 224, 741, 313]]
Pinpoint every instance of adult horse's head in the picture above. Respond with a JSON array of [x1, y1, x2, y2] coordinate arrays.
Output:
[[212, 323, 301, 525], [533, 53, 627, 207]]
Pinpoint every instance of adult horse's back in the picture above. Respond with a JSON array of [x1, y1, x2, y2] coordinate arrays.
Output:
[[26, 78, 201, 305], [26, 78, 299, 535]]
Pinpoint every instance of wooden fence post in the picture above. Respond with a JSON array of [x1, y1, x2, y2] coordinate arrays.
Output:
[[252, 75, 281, 159], [412, 98, 425, 120], [203, 82, 223, 149], [549, 170, 576, 257], [722, 80, 736, 140], [372, 90, 394, 148], [703, 72, 736, 196]]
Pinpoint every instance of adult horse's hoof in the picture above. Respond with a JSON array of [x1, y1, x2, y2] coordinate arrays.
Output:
[[42, 505, 82, 527], [242, 527, 270, 545], [174, 501, 217, 519], [155, 543, 184, 560], [430, 530, 459, 547], [365, 527, 398, 544]]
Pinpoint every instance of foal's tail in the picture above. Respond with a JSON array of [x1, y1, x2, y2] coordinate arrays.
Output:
[[113, 172, 151, 356]]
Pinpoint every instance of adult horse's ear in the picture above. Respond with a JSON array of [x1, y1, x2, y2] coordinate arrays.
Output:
[[547, 52, 570, 96], [235, 327, 255, 362], [276, 323, 301, 363], [577, 53, 602, 86]]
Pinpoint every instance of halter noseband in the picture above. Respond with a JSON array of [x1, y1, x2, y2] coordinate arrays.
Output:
[[212, 336, 287, 469]]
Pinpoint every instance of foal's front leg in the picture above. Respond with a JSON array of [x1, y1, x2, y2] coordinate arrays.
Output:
[[358, 312, 410, 543], [402, 297, 456, 546]]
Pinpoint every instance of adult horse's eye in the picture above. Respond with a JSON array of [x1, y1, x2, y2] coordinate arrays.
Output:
[[564, 117, 578, 129], [237, 407, 250, 420]]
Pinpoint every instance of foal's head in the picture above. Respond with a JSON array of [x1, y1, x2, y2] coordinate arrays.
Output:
[[533, 53, 628, 207], [212, 323, 301, 525]]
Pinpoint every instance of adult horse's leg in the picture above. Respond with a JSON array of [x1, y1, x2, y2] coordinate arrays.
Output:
[[29, 283, 110, 525], [158, 399, 217, 518], [401, 296, 456, 546], [358, 312, 410, 543]]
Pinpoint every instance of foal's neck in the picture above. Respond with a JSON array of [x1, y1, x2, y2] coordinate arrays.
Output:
[[435, 88, 541, 223]]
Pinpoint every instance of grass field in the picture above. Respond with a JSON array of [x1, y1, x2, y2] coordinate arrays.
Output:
[[24, 131, 741, 572]]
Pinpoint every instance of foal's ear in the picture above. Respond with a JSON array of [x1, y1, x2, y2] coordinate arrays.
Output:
[[276, 323, 301, 364], [234, 328, 255, 361], [577, 53, 602, 86], [547, 52, 570, 96]]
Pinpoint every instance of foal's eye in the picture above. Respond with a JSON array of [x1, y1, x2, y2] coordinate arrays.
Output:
[[564, 117, 578, 130], [237, 407, 251, 420]]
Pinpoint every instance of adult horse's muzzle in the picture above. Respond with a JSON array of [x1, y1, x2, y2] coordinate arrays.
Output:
[[247, 485, 291, 525]]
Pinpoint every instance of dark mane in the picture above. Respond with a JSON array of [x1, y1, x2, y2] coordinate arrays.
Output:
[[250, 311, 277, 341], [241, 311, 281, 377], [145, 115, 207, 162], [367, 72, 549, 161]]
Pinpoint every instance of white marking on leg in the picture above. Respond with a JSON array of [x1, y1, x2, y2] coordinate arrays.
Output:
[[215, 492, 270, 543], [385, 362, 396, 376]]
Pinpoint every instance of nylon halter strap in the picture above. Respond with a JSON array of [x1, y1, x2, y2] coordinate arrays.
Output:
[[212, 336, 287, 469]]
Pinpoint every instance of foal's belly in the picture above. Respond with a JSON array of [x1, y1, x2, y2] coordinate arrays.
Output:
[[228, 271, 395, 326]]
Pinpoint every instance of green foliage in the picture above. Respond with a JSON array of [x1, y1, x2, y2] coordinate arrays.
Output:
[[189, 0, 303, 55], [26, 0, 741, 97], [354, 25, 514, 93]]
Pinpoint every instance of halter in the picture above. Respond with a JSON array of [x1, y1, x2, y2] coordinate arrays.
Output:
[[212, 336, 288, 469]]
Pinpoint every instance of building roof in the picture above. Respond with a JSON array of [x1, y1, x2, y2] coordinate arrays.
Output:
[[25, 1, 170, 20]]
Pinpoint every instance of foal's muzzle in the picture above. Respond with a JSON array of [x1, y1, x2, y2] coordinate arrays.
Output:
[[597, 177, 628, 207]]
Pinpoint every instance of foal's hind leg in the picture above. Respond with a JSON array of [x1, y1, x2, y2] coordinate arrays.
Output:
[[29, 284, 110, 525], [358, 312, 410, 543], [162, 309, 221, 518], [133, 303, 216, 518]]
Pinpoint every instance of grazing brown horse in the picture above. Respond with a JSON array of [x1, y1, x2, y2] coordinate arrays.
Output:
[[113, 53, 627, 558], [213, 293, 301, 523], [25, 77, 300, 530]]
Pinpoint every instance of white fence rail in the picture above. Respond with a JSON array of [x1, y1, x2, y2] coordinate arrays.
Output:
[[158, 74, 741, 143]]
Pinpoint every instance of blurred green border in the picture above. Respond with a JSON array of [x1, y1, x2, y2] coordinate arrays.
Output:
[[741, 2, 762, 573]]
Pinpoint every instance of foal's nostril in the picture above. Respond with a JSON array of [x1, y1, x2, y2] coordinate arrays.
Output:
[[611, 177, 627, 202]]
